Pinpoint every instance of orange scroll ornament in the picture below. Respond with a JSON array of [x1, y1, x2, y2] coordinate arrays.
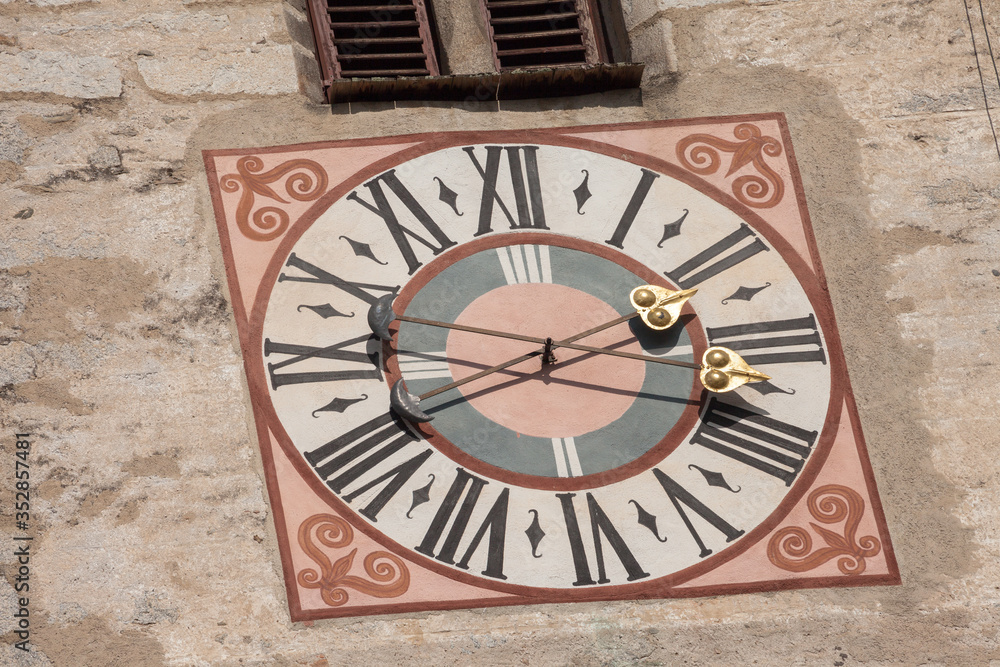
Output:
[[220, 156, 328, 242], [767, 485, 882, 575], [676, 123, 785, 208], [296, 514, 410, 607]]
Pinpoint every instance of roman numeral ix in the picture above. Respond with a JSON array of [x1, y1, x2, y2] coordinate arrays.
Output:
[[264, 334, 381, 389]]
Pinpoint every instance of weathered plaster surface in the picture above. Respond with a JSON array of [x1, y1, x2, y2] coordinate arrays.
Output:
[[1, 0, 999, 663]]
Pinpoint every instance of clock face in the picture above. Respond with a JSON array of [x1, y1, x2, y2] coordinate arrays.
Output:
[[254, 141, 838, 591]]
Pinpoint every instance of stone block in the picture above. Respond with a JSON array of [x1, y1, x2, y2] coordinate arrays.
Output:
[[631, 19, 678, 78], [0, 0, 96, 6], [0, 117, 30, 163], [283, 0, 309, 16], [89, 145, 122, 170], [283, 5, 317, 51], [136, 45, 300, 96], [0, 51, 122, 99], [623, 0, 675, 31], [291, 42, 325, 104], [0, 342, 36, 386], [125, 11, 230, 35], [434, 0, 496, 75]]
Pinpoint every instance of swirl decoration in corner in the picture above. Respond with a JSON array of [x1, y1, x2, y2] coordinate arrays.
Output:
[[296, 513, 409, 607], [767, 485, 882, 575], [676, 123, 785, 209], [220, 156, 328, 242]]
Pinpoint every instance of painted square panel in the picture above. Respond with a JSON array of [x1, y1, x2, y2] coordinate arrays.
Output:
[[203, 116, 899, 620]]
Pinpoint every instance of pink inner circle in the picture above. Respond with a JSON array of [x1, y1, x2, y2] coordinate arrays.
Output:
[[445, 283, 646, 439]]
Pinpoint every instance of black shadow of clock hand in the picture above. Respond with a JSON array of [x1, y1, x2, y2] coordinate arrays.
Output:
[[423, 339, 700, 412], [628, 312, 695, 354]]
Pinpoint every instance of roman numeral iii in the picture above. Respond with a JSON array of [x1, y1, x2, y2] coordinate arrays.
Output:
[[706, 314, 827, 365]]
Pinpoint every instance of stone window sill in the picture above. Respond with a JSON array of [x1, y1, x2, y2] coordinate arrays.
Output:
[[324, 63, 644, 105]]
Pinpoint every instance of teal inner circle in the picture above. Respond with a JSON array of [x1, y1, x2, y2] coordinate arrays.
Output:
[[397, 243, 696, 479]]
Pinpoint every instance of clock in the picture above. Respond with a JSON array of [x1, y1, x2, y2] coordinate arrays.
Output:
[[205, 119, 898, 619]]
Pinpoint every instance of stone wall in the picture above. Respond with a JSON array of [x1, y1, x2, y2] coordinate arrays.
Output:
[[2, 0, 1000, 664]]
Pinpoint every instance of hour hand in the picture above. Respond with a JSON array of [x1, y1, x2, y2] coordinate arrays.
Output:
[[630, 285, 697, 331], [700, 347, 771, 392]]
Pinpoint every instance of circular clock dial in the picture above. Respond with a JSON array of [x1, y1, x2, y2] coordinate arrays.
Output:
[[256, 141, 836, 591]]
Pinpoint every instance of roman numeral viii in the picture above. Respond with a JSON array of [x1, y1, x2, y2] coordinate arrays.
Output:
[[706, 314, 827, 366], [348, 169, 457, 275], [664, 223, 769, 289], [465, 145, 548, 235], [692, 397, 818, 486], [305, 412, 432, 522]]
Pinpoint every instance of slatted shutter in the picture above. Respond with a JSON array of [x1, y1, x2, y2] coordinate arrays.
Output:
[[480, 0, 607, 70], [307, 0, 440, 88]]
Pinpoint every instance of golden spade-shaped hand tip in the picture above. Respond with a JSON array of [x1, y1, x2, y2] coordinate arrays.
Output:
[[699, 346, 771, 393], [630, 285, 698, 331]]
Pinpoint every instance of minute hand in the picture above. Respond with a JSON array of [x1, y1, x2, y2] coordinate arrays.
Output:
[[395, 313, 701, 370], [389, 311, 639, 422], [419, 311, 637, 399]]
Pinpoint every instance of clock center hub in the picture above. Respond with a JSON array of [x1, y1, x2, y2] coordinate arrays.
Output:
[[445, 283, 646, 439]]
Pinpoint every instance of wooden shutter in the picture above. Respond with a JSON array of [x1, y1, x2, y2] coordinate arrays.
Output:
[[307, 0, 440, 85], [480, 0, 607, 70]]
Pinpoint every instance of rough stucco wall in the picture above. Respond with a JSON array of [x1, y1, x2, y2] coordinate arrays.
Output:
[[1, 0, 999, 663]]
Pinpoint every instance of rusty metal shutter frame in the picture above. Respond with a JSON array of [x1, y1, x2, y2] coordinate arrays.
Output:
[[304, 0, 641, 103], [306, 0, 440, 86], [478, 0, 608, 71]]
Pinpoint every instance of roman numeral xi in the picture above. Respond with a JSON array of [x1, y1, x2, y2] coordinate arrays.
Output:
[[348, 170, 457, 275]]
